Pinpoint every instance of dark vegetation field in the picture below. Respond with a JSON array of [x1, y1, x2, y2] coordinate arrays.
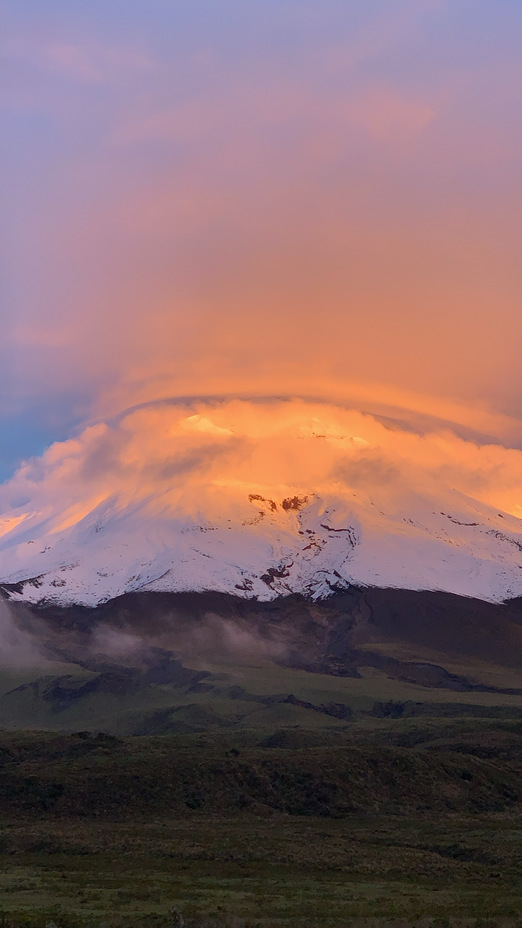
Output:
[[0, 721, 522, 928], [0, 589, 521, 926]]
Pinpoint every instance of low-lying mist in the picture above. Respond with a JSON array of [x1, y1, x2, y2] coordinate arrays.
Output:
[[2, 591, 290, 672], [0, 597, 47, 668]]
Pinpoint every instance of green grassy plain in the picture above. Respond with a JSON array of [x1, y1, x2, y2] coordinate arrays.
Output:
[[1, 812, 522, 928], [1, 650, 522, 739]]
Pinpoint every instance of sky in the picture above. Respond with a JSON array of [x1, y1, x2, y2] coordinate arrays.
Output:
[[2, 0, 522, 485]]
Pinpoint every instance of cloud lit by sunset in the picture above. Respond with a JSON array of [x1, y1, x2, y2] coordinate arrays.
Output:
[[4, 397, 522, 521]]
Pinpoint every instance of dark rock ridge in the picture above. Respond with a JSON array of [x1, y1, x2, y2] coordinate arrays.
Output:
[[6, 586, 522, 684]]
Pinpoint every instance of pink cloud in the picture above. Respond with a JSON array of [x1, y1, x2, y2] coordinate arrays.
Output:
[[4, 38, 156, 86], [347, 86, 435, 138]]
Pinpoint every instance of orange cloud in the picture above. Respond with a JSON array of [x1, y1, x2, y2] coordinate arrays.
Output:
[[3, 397, 522, 528]]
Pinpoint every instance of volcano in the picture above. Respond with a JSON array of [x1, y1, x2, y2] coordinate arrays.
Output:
[[1, 400, 521, 608]]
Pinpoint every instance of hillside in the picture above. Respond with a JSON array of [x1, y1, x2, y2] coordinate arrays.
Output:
[[0, 587, 520, 735]]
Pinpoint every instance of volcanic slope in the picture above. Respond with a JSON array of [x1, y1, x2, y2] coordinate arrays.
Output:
[[1, 486, 522, 607], [2, 585, 522, 736]]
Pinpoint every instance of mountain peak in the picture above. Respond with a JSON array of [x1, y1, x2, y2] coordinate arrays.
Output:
[[1, 399, 522, 607], [1, 486, 521, 607]]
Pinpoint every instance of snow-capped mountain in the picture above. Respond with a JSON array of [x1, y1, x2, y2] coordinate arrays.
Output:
[[1, 484, 522, 607], [1, 399, 522, 607]]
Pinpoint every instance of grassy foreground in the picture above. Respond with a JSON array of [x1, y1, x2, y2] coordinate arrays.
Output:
[[0, 724, 521, 927], [0, 813, 522, 928]]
